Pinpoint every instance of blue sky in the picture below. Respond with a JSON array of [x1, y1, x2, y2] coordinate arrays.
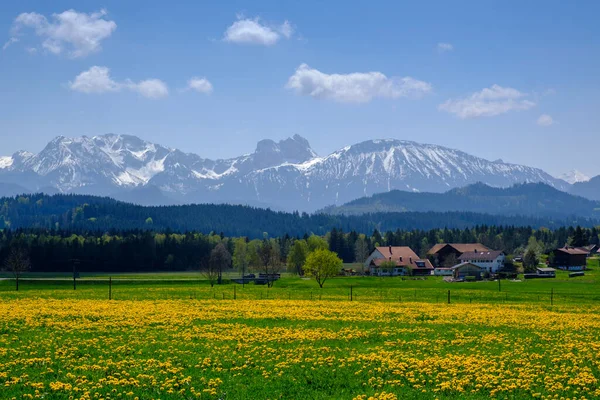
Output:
[[1, 1, 599, 177]]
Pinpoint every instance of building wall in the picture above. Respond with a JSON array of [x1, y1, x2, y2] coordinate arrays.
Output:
[[453, 264, 483, 279], [551, 252, 586, 269], [459, 254, 505, 273], [370, 266, 408, 276], [432, 247, 461, 267]]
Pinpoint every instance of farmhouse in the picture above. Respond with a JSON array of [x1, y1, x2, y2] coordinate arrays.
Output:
[[458, 250, 505, 273], [549, 247, 588, 271], [427, 243, 491, 266], [366, 246, 434, 276]]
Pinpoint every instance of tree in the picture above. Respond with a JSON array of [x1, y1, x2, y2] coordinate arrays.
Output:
[[307, 235, 328, 252], [378, 259, 397, 276], [3, 248, 31, 291], [209, 242, 231, 285], [255, 239, 282, 287], [523, 248, 540, 273], [570, 226, 586, 247], [287, 239, 308, 275], [354, 235, 370, 264], [303, 249, 343, 288], [200, 255, 218, 287], [232, 238, 249, 279]]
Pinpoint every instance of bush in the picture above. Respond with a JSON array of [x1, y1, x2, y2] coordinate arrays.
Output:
[[465, 275, 477, 282]]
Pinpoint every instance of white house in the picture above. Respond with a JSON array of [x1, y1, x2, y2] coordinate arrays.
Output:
[[458, 250, 505, 273]]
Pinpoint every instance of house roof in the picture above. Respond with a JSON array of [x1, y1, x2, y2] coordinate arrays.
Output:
[[459, 250, 504, 261], [376, 246, 419, 260], [450, 262, 484, 270], [537, 267, 556, 272], [575, 245, 598, 254], [427, 243, 491, 255], [555, 247, 589, 255], [372, 246, 433, 269]]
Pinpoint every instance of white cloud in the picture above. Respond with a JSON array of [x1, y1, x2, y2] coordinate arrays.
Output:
[[128, 79, 169, 99], [223, 17, 293, 45], [537, 114, 554, 126], [437, 42, 454, 52], [187, 77, 213, 94], [6, 9, 116, 58], [2, 37, 18, 50], [69, 66, 120, 93], [438, 84, 536, 118], [69, 66, 168, 99], [285, 64, 432, 103]]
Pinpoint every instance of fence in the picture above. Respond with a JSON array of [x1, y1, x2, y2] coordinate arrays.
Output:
[[1, 277, 599, 306]]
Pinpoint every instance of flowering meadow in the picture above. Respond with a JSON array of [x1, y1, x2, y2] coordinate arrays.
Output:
[[1, 296, 600, 399]]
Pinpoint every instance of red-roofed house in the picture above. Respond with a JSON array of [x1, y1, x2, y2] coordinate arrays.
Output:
[[366, 246, 434, 276]]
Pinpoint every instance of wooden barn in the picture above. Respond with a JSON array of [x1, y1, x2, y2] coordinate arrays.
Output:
[[549, 247, 588, 271]]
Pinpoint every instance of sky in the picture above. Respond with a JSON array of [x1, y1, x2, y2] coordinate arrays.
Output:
[[1, 0, 599, 178]]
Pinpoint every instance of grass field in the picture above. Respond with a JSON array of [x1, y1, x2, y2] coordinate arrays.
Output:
[[1, 259, 600, 399]]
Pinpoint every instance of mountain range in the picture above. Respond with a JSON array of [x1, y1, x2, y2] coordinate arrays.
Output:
[[0, 134, 598, 211]]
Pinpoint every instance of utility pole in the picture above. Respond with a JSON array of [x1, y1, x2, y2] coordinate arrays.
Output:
[[71, 259, 80, 290]]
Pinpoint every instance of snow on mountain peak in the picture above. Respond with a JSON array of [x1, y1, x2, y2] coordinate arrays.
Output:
[[0, 156, 13, 169], [558, 170, 590, 184], [0, 133, 573, 211]]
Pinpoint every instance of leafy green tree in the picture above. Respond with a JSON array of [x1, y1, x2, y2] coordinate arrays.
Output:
[[378, 259, 397, 275], [303, 249, 343, 288], [232, 238, 250, 278], [523, 248, 540, 272], [287, 239, 308, 275], [307, 235, 328, 252]]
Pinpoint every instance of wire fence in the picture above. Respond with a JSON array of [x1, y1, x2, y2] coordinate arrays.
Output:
[[1, 277, 599, 306]]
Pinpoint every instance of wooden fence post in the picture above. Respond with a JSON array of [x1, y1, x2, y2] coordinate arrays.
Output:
[[109, 277, 112, 300]]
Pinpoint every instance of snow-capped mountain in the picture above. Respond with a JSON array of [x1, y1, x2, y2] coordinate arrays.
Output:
[[0, 134, 570, 211], [558, 170, 590, 184]]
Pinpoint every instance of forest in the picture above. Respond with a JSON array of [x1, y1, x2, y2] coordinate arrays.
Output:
[[1, 193, 599, 238], [0, 225, 598, 273]]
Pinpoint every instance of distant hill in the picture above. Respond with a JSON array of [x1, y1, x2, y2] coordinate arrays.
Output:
[[0, 192, 597, 238], [322, 182, 600, 218], [570, 176, 600, 201]]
